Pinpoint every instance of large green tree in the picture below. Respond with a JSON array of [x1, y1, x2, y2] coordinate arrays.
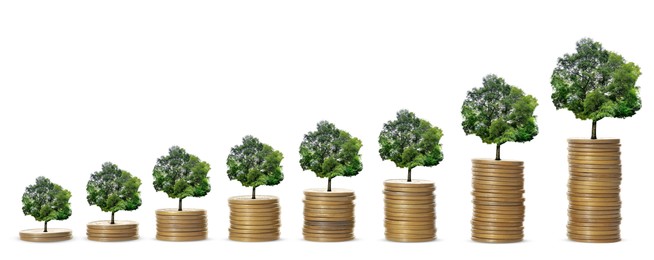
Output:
[[227, 135, 284, 199], [87, 162, 142, 224], [379, 109, 444, 182], [22, 177, 72, 232], [299, 121, 363, 192], [462, 74, 539, 160], [551, 38, 641, 139], [153, 146, 211, 211]]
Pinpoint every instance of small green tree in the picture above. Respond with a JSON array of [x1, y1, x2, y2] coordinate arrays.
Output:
[[22, 177, 72, 232], [551, 38, 642, 139], [379, 109, 444, 182], [87, 162, 142, 224], [462, 74, 539, 160], [153, 146, 211, 211], [227, 135, 284, 199], [299, 121, 363, 192]]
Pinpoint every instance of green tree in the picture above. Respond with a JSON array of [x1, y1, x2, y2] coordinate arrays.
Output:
[[22, 177, 72, 232], [462, 74, 539, 160], [87, 162, 142, 224], [551, 38, 642, 139], [227, 135, 284, 199], [379, 109, 444, 182], [153, 146, 211, 211], [299, 121, 363, 192]]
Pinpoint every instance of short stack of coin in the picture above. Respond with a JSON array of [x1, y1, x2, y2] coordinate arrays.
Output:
[[87, 220, 138, 242], [471, 159, 525, 243], [19, 228, 72, 242], [156, 208, 208, 241], [383, 179, 436, 242], [303, 188, 355, 242], [229, 195, 281, 242], [567, 139, 622, 243]]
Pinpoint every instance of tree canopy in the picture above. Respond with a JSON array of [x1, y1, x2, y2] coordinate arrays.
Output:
[[551, 38, 641, 139], [153, 146, 211, 210], [87, 162, 142, 224], [462, 74, 539, 160], [227, 135, 284, 199], [299, 121, 363, 191], [22, 177, 72, 232], [378, 109, 444, 182]]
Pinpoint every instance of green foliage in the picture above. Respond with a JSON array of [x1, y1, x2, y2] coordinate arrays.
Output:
[[87, 162, 142, 214], [378, 109, 444, 171], [462, 74, 539, 145], [22, 177, 72, 223], [299, 121, 363, 180], [227, 135, 284, 189], [551, 38, 642, 122], [153, 146, 211, 199]]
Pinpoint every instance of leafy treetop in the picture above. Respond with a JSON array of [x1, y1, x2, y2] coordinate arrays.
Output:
[[378, 109, 444, 182], [87, 162, 142, 224], [22, 176, 72, 232], [153, 146, 211, 211], [227, 135, 284, 199]]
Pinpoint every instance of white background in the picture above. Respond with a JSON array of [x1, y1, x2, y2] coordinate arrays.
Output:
[[1, 0, 652, 259]]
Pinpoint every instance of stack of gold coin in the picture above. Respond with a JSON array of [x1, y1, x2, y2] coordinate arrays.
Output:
[[228, 195, 281, 242], [383, 179, 436, 242], [19, 228, 72, 242], [567, 139, 622, 243], [471, 159, 525, 243], [156, 208, 208, 241], [303, 188, 355, 242], [87, 220, 138, 242]]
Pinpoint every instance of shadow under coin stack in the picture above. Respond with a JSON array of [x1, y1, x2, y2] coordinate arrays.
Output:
[[383, 179, 436, 242], [19, 228, 72, 242], [567, 139, 622, 243], [471, 159, 525, 243], [229, 195, 281, 242], [87, 220, 138, 242], [303, 188, 355, 242], [156, 209, 208, 241]]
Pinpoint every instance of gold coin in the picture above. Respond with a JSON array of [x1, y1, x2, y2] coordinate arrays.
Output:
[[20, 235, 72, 242], [569, 172, 622, 179], [568, 233, 620, 240], [473, 197, 525, 203], [228, 195, 278, 204], [569, 213, 621, 219], [229, 203, 280, 209], [304, 236, 354, 242], [568, 138, 619, 144], [568, 144, 621, 150], [473, 189, 525, 195], [304, 216, 354, 222], [569, 160, 621, 166], [474, 209, 524, 215], [384, 179, 434, 188], [230, 215, 279, 221], [472, 233, 523, 240], [384, 199, 434, 205], [229, 231, 280, 238], [304, 203, 354, 209], [86, 220, 138, 229], [568, 151, 621, 158], [472, 220, 523, 227], [88, 235, 138, 242], [229, 236, 279, 242], [230, 211, 280, 217], [304, 208, 353, 214], [385, 232, 436, 240], [384, 203, 434, 209], [569, 167, 621, 174], [158, 227, 208, 232], [86, 232, 138, 238], [472, 217, 523, 224], [303, 225, 353, 232], [383, 190, 434, 197], [382, 187, 435, 193], [157, 231, 208, 237], [474, 204, 525, 211], [87, 228, 138, 234], [569, 176, 622, 182], [304, 212, 353, 218], [385, 219, 433, 226], [385, 212, 435, 218], [473, 200, 524, 206], [230, 207, 280, 213], [567, 192, 619, 198], [384, 223, 435, 230], [156, 208, 206, 216], [473, 176, 524, 183], [385, 207, 434, 214], [157, 219, 207, 224], [156, 235, 207, 241], [473, 184, 522, 191], [386, 236, 435, 242], [568, 181, 621, 187], [472, 237, 522, 243], [568, 154, 620, 160], [472, 229, 523, 235], [303, 232, 353, 239], [474, 213, 523, 220], [303, 228, 352, 234], [568, 209, 620, 215], [472, 159, 523, 166], [568, 217, 622, 223], [303, 200, 354, 206], [566, 225, 619, 231], [304, 188, 354, 196], [568, 221, 620, 227], [472, 167, 524, 174], [230, 228, 279, 234], [304, 195, 356, 202], [568, 196, 620, 202], [231, 220, 280, 226], [568, 238, 621, 243], [230, 224, 280, 230], [157, 223, 207, 229], [568, 163, 621, 169], [472, 191, 524, 198], [473, 180, 523, 187], [568, 147, 620, 153], [384, 195, 435, 202], [384, 228, 435, 235], [386, 216, 434, 222], [473, 225, 523, 231], [19, 228, 72, 238], [157, 215, 207, 221]]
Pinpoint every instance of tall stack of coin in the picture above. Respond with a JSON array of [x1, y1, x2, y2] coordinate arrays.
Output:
[[471, 159, 525, 243], [228, 195, 281, 242], [383, 179, 436, 242], [303, 188, 355, 242], [156, 208, 208, 241], [567, 139, 622, 243], [19, 228, 72, 242], [86, 220, 138, 242]]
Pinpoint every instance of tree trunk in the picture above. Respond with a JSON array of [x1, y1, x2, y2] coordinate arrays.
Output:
[[495, 143, 501, 161], [407, 168, 412, 182], [44, 221, 48, 233], [111, 212, 115, 224], [327, 178, 332, 192], [178, 198, 183, 211], [252, 186, 256, 199], [591, 120, 597, 140]]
